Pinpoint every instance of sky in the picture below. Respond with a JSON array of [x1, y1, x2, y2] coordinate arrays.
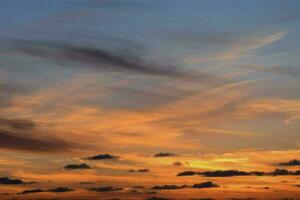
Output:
[[1, 0, 300, 199]]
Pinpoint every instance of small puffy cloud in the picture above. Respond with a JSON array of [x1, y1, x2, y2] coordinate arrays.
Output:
[[152, 184, 187, 190], [87, 154, 119, 160], [88, 186, 123, 192], [47, 187, 74, 192], [191, 181, 219, 188], [129, 168, 150, 173], [64, 163, 91, 170], [147, 197, 173, 200]]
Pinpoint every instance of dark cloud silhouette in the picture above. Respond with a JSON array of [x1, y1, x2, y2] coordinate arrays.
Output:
[[227, 198, 256, 200], [0, 129, 74, 152], [278, 159, 300, 166], [270, 168, 290, 176], [18, 189, 45, 194], [154, 152, 176, 157], [64, 163, 91, 170], [87, 154, 119, 160], [176, 168, 300, 177], [177, 171, 198, 176], [200, 170, 250, 177], [7, 40, 187, 78], [0, 177, 24, 185], [47, 187, 74, 192], [191, 181, 219, 188], [129, 168, 150, 173], [152, 184, 187, 190], [88, 186, 123, 192], [18, 187, 74, 194], [147, 197, 173, 200]]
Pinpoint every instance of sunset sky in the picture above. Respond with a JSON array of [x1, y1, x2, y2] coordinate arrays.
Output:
[[1, 0, 300, 199]]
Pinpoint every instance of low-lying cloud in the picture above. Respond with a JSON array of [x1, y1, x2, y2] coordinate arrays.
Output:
[[64, 163, 91, 170], [87, 154, 119, 160]]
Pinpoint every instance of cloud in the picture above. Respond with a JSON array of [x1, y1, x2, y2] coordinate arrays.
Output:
[[176, 168, 300, 177], [129, 168, 150, 173], [64, 163, 91, 170], [6, 40, 189, 78], [239, 99, 300, 124], [151, 182, 219, 190], [188, 198, 215, 200], [278, 159, 300, 166], [244, 65, 300, 77], [0, 118, 35, 130], [177, 171, 198, 176], [191, 181, 219, 189], [47, 187, 74, 193], [184, 32, 286, 64], [200, 170, 250, 177], [147, 197, 173, 200], [0, 129, 74, 152], [152, 184, 187, 190], [18, 187, 74, 194], [154, 152, 177, 157], [18, 189, 45, 194], [88, 186, 123, 192], [87, 154, 119, 160], [0, 177, 24, 185]]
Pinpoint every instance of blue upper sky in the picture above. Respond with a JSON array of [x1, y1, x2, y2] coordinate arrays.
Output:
[[1, 0, 300, 153]]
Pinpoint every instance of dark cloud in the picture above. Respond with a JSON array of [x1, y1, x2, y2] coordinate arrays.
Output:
[[87, 154, 119, 160], [18, 189, 45, 194], [6, 40, 188, 78], [191, 181, 219, 189], [177, 171, 198, 176], [176, 169, 300, 177], [270, 168, 290, 176], [47, 187, 74, 193], [64, 163, 91, 170], [152, 184, 187, 190], [88, 186, 123, 192], [154, 152, 176, 157], [200, 170, 250, 177], [278, 159, 300, 166], [188, 198, 215, 200], [0, 177, 24, 185], [0, 129, 74, 152], [129, 168, 150, 173], [147, 197, 173, 200]]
